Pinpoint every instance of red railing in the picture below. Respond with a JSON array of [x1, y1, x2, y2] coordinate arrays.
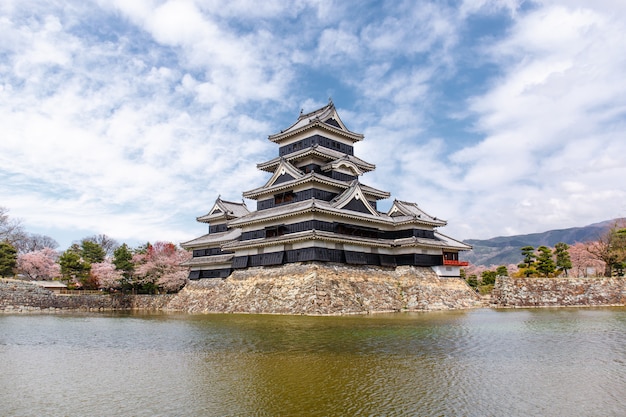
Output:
[[443, 259, 469, 266]]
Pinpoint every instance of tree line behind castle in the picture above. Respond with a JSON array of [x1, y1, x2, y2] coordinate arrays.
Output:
[[462, 221, 626, 294], [2, 207, 625, 295], [0, 207, 190, 294]]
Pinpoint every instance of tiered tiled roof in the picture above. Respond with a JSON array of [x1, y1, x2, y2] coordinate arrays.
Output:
[[182, 102, 471, 279], [242, 172, 390, 200], [257, 145, 375, 173]]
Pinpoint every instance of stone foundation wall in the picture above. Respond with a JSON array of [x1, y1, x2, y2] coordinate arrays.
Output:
[[491, 277, 626, 307], [1, 264, 482, 315], [0, 279, 174, 313], [167, 263, 482, 315]]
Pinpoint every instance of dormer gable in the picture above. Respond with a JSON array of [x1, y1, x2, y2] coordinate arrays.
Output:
[[197, 197, 250, 223], [263, 159, 305, 188], [388, 200, 446, 226], [331, 181, 380, 216], [322, 156, 364, 176]]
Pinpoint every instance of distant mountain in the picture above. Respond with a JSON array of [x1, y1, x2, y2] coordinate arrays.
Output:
[[461, 218, 625, 267]]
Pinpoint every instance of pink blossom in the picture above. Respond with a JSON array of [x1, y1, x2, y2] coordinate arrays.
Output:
[[132, 242, 191, 292], [91, 260, 123, 290], [16, 247, 60, 280]]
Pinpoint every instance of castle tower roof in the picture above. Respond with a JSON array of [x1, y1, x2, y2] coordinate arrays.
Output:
[[268, 101, 364, 144], [196, 197, 250, 223]]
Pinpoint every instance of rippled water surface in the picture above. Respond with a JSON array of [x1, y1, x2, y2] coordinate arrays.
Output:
[[1, 308, 625, 416]]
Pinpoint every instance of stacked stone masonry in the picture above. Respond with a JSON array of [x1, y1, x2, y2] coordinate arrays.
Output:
[[168, 264, 482, 315], [491, 277, 626, 307], [2, 265, 482, 315], [0, 279, 173, 312]]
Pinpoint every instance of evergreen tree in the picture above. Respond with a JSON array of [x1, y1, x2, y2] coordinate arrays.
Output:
[[535, 246, 556, 277], [466, 274, 478, 289], [587, 222, 626, 276], [554, 242, 572, 276], [113, 243, 135, 289], [496, 265, 508, 277], [481, 270, 497, 285], [58, 247, 90, 286], [0, 241, 18, 277], [518, 246, 537, 277], [80, 240, 105, 264]]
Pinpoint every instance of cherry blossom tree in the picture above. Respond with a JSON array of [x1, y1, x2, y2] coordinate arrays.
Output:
[[132, 242, 191, 293], [568, 242, 605, 277], [16, 247, 60, 280], [586, 221, 626, 276], [90, 260, 123, 291]]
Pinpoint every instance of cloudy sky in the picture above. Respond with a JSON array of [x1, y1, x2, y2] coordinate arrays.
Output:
[[2, 0, 625, 250]]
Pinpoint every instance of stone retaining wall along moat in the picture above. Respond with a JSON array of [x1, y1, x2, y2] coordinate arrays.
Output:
[[4, 271, 626, 314], [1, 263, 482, 315], [491, 276, 626, 308], [168, 263, 483, 315], [0, 279, 173, 313]]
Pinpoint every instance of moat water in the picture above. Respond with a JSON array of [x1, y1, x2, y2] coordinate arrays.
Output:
[[1, 308, 624, 416]]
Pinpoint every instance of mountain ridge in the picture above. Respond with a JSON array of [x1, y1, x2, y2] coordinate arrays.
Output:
[[461, 218, 624, 267]]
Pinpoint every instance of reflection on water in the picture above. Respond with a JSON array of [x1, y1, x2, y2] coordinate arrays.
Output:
[[1, 308, 624, 416]]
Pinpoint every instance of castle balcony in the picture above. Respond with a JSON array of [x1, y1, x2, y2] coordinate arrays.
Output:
[[443, 259, 469, 267]]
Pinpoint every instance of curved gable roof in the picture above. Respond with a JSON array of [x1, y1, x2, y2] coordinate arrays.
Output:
[[322, 156, 364, 176], [197, 197, 250, 223], [262, 159, 305, 188], [331, 181, 380, 216], [268, 101, 363, 143], [388, 200, 446, 226]]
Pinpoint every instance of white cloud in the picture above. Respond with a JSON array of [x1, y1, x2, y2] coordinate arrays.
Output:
[[1, 0, 625, 251], [443, 3, 626, 236]]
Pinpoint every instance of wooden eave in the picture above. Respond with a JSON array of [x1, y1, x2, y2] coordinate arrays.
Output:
[[227, 199, 448, 231], [228, 199, 389, 228], [392, 237, 457, 251], [181, 254, 234, 267], [180, 229, 242, 249], [268, 120, 363, 144], [257, 145, 375, 173], [433, 231, 473, 251], [242, 172, 390, 200], [196, 213, 229, 223], [391, 215, 446, 228], [223, 229, 391, 251]]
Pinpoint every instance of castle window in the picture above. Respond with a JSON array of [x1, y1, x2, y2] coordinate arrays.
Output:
[[274, 191, 295, 205]]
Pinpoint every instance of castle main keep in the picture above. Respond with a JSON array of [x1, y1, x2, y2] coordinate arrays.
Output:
[[182, 101, 470, 279]]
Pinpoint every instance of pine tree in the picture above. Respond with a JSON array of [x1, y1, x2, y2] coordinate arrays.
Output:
[[496, 265, 508, 277], [113, 243, 135, 289], [518, 246, 537, 277], [59, 245, 91, 287], [535, 246, 556, 277], [554, 242, 572, 276], [80, 240, 105, 264], [0, 241, 17, 277]]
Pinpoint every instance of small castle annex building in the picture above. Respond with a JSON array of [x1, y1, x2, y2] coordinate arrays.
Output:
[[182, 102, 470, 280]]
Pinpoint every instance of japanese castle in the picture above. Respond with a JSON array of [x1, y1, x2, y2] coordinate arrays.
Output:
[[182, 101, 470, 279]]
